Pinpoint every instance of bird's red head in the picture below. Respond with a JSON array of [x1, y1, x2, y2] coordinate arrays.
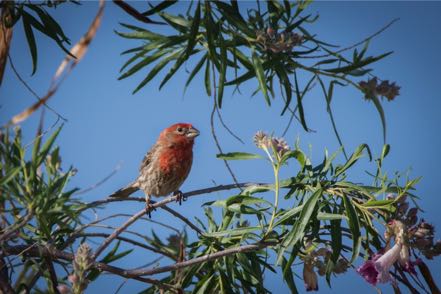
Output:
[[159, 123, 200, 146]]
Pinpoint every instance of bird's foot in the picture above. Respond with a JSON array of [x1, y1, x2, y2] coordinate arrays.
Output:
[[174, 190, 187, 205], [145, 200, 156, 218]]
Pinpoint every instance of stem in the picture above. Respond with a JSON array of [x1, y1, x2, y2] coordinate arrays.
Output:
[[266, 164, 280, 234]]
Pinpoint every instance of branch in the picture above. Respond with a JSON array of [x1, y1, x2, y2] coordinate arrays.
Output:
[[160, 206, 204, 236], [92, 209, 146, 259], [0, 210, 33, 242], [84, 182, 267, 211], [124, 242, 276, 277], [112, 0, 165, 25], [2, 244, 178, 292], [75, 232, 176, 260], [44, 255, 60, 294], [0, 256, 13, 294]]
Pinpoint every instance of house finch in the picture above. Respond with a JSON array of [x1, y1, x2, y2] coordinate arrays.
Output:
[[109, 123, 200, 215]]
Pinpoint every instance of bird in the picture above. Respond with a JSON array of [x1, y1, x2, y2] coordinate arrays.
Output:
[[109, 123, 200, 215]]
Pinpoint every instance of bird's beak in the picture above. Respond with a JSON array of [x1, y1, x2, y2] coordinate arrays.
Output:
[[186, 127, 200, 138]]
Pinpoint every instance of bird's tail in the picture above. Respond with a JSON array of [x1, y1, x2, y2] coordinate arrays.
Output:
[[109, 182, 139, 198]]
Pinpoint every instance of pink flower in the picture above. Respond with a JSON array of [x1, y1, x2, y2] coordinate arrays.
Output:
[[357, 242, 402, 285]]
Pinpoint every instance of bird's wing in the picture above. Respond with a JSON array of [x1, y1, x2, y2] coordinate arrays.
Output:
[[139, 144, 158, 171]]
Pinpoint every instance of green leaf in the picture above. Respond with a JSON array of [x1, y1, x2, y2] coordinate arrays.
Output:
[[185, 53, 207, 90], [370, 94, 387, 143], [216, 152, 263, 160], [274, 205, 304, 226], [217, 34, 227, 108], [195, 275, 215, 294], [158, 12, 190, 29], [343, 195, 361, 263], [281, 256, 298, 294], [119, 49, 171, 80], [317, 212, 348, 221], [293, 71, 311, 131], [159, 51, 189, 90], [275, 65, 292, 115], [37, 126, 62, 166], [278, 188, 322, 264], [132, 49, 184, 94], [334, 144, 372, 178], [0, 167, 21, 186], [213, 1, 254, 37], [204, 226, 260, 238], [324, 52, 393, 74], [251, 49, 270, 106], [116, 24, 165, 40], [186, 2, 201, 58], [204, 58, 212, 96], [22, 15, 38, 75], [326, 215, 342, 284], [142, 0, 178, 16]]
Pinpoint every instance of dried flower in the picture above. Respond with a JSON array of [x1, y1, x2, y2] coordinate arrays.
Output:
[[303, 262, 318, 291], [359, 78, 400, 101], [253, 131, 269, 149], [359, 78, 378, 99], [271, 137, 290, 156], [256, 28, 303, 53], [253, 131, 290, 157]]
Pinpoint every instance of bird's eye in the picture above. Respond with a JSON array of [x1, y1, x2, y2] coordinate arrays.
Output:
[[177, 127, 183, 133]]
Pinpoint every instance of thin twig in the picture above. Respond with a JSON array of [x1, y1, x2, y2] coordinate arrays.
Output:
[[125, 242, 275, 277], [7, 55, 68, 123], [85, 182, 268, 212], [301, 18, 400, 59], [160, 206, 204, 235], [215, 107, 244, 144], [92, 209, 146, 259], [75, 162, 122, 195], [44, 256, 60, 294], [75, 232, 176, 260], [2, 244, 178, 292]]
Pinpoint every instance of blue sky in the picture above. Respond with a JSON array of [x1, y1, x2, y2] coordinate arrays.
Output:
[[1, 1, 441, 293]]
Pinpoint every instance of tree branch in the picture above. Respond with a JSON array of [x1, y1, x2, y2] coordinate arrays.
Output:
[[0, 210, 34, 242], [85, 182, 268, 211], [124, 242, 275, 277], [2, 244, 178, 292]]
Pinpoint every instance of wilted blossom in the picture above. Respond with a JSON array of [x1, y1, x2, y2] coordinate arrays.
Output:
[[359, 77, 400, 101], [376, 80, 400, 101], [303, 262, 319, 291], [357, 241, 403, 285], [256, 27, 303, 53], [301, 244, 348, 291]]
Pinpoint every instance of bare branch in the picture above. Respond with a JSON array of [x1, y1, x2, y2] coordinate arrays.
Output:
[[75, 232, 176, 260], [2, 244, 178, 292], [92, 209, 146, 259], [160, 206, 204, 236], [85, 182, 268, 211], [125, 242, 275, 277]]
